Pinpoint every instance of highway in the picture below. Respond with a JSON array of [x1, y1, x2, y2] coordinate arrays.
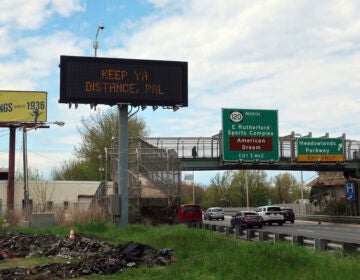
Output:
[[203, 217, 360, 244]]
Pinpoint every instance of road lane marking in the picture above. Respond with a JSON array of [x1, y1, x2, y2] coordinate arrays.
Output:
[[297, 229, 315, 233]]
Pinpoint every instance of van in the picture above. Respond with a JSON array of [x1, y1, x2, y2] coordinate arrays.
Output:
[[175, 204, 203, 223]]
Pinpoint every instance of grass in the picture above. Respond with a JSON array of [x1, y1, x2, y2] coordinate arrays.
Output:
[[2, 222, 360, 280]]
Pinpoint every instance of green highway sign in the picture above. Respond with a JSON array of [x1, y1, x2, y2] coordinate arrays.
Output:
[[222, 108, 279, 162], [297, 137, 344, 162]]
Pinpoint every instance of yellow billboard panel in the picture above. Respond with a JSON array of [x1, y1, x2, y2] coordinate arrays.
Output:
[[0, 91, 47, 122], [297, 154, 345, 162]]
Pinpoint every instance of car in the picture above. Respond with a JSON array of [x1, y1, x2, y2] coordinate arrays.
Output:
[[281, 207, 295, 223], [175, 204, 203, 223], [256, 205, 284, 226], [230, 211, 264, 229], [204, 207, 225, 220]]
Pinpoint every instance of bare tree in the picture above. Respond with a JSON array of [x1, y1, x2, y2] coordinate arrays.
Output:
[[51, 108, 149, 180]]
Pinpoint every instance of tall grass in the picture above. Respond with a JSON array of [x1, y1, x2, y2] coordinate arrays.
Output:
[[5, 223, 360, 280]]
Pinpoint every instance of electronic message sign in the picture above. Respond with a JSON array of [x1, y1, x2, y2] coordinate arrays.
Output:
[[59, 55, 188, 107], [0, 91, 47, 123], [297, 138, 344, 162], [222, 108, 279, 162]]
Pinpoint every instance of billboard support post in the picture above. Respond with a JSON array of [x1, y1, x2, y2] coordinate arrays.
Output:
[[118, 104, 129, 226], [7, 127, 16, 211]]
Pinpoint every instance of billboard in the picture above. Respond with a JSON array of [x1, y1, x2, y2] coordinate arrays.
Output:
[[59, 55, 188, 107], [222, 108, 279, 162], [0, 91, 47, 123]]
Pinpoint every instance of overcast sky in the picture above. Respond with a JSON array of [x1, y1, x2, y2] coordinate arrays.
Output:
[[1, 0, 359, 184]]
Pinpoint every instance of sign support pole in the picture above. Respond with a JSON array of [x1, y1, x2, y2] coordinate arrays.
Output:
[[118, 104, 129, 226]]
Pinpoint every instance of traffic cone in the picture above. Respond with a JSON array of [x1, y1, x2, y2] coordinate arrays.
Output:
[[69, 227, 75, 240]]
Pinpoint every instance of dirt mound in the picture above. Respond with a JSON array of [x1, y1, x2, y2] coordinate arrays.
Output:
[[0, 232, 174, 279]]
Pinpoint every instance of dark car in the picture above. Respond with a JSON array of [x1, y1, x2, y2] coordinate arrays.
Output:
[[230, 211, 264, 229], [281, 207, 295, 223]]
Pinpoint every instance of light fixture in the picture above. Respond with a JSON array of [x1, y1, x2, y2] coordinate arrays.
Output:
[[52, 121, 65, 127], [152, 105, 158, 111], [141, 105, 147, 110]]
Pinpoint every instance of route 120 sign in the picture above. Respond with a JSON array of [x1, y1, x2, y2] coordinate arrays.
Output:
[[222, 108, 279, 162], [230, 111, 243, 122]]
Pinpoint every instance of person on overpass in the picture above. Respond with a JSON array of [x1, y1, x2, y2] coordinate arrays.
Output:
[[192, 146, 197, 158]]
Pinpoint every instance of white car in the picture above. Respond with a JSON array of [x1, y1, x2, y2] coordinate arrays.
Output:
[[256, 206, 284, 226], [204, 207, 225, 220]]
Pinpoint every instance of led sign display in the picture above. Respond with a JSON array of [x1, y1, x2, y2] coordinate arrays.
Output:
[[59, 55, 188, 107]]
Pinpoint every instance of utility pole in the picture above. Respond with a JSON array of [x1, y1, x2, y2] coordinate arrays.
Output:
[[301, 170, 304, 215], [192, 170, 195, 204], [23, 127, 29, 207], [245, 170, 249, 210]]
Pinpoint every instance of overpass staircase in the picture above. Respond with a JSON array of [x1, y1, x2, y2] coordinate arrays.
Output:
[[92, 137, 181, 223]]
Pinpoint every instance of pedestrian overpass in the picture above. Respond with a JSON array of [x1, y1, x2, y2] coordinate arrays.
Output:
[[145, 132, 360, 178]]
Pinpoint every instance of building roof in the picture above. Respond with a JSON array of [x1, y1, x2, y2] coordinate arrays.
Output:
[[307, 177, 359, 187]]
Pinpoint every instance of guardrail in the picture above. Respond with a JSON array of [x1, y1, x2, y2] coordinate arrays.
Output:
[[187, 222, 360, 253], [223, 208, 360, 225], [296, 215, 360, 224]]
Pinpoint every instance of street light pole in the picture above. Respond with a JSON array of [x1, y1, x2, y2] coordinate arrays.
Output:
[[98, 153, 104, 182], [245, 170, 249, 210], [22, 121, 65, 208], [192, 170, 195, 204], [93, 23, 105, 57], [301, 170, 304, 215], [22, 127, 29, 207]]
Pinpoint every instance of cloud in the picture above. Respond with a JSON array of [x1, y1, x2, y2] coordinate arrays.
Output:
[[1, 0, 360, 185], [105, 1, 360, 140], [0, 0, 85, 30]]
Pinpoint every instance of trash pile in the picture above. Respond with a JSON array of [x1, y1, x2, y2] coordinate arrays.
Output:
[[0, 232, 174, 279]]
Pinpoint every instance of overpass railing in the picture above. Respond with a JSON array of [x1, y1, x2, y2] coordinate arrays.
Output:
[[145, 132, 360, 162], [145, 135, 221, 158]]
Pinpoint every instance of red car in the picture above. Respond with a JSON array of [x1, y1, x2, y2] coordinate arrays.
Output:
[[175, 204, 203, 223]]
